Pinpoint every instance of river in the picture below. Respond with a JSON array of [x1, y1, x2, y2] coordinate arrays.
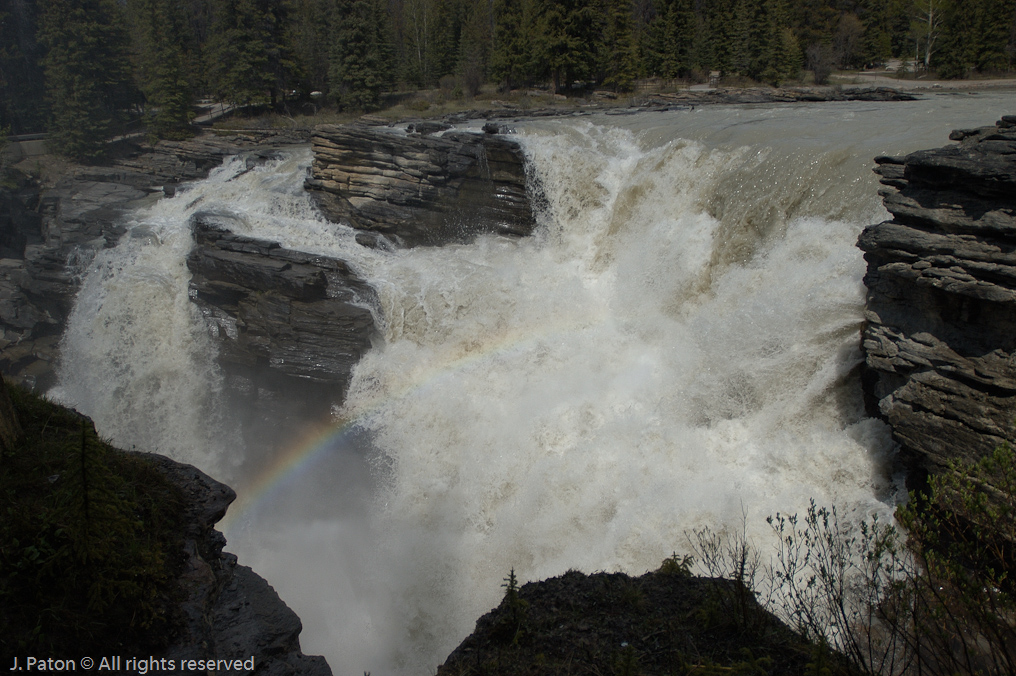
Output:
[[53, 91, 1015, 674]]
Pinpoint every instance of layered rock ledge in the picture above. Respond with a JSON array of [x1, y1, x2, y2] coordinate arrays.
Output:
[[0, 131, 308, 391], [186, 218, 375, 455], [858, 115, 1016, 475], [305, 124, 537, 247]]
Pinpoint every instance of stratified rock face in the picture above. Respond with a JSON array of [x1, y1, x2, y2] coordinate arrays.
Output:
[[305, 124, 537, 247], [187, 217, 375, 456], [858, 115, 1016, 474], [0, 132, 308, 391], [187, 217, 375, 387]]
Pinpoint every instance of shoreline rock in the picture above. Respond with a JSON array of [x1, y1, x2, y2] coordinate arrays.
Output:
[[858, 115, 1016, 479]]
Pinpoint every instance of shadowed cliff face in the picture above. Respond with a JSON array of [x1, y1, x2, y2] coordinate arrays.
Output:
[[305, 124, 537, 248], [858, 115, 1016, 477]]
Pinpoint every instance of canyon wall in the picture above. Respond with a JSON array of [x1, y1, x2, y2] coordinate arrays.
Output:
[[858, 115, 1016, 477]]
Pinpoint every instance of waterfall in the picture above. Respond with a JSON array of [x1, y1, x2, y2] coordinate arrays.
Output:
[[52, 95, 1014, 674]]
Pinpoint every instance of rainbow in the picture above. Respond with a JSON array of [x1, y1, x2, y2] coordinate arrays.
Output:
[[219, 311, 604, 530]]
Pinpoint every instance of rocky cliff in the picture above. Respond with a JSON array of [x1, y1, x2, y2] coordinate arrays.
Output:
[[143, 452, 331, 674], [858, 115, 1016, 477], [305, 123, 537, 247], [0, 373, 330, 672], [186, 218, 375, 453]]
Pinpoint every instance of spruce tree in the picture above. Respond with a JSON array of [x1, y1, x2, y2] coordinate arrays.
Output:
[[491, 0, 543, 90], [287, 0, 332, 96], [600, 0, 637, 90], [128, 0, 195, 138], [330, 0, 394, 110], [39, 0, 136, 162], [0, 0, 48, 134], [973, 0, 1011, 73], [540, 0, 601, 93], [933, 0, 974, 78], [208, 0, 292, 107], [663, 0, 696, 78]]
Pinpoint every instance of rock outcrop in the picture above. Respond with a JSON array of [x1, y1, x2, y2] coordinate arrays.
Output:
[[305, 124, 537, 247], [186, 218, 375, 454], [437, 568, 835, 675], [144, 451, 330, 674], [0, 132, 307, 391], [858, 115, 1016, 476]]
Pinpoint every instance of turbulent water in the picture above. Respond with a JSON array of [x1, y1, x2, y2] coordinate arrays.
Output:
[[54, 93, 1014, 674]]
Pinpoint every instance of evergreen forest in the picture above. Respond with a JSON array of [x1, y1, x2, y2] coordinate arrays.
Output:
[[1, 0, 1014, 159]]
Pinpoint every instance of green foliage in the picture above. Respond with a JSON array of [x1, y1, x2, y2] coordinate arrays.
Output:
[[490, 0, 545, 91], [0, 1, 49, 135], [0, 384, 186, 653], [208, 0, 294, 107], [0, 125, 10, 180], [688, 444, 1016, 676], [127, 0, 196, 139], [768, 502, 912, 675], [491, 567, 530, 646], [658, 551, 695, 576], [38, 0, 137, 162], [687, 513, 774, 634], [896, 442, 1016, 675], [330, 0, 393, 110]]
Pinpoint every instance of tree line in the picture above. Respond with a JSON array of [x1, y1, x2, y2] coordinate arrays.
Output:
[[1, 0, 1014, 160]]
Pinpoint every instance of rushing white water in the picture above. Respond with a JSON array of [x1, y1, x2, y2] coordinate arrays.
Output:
[[54, 93, 1015, 674]]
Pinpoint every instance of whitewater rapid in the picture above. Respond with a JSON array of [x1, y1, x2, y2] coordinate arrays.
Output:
[[53, 94, 1015, 674]]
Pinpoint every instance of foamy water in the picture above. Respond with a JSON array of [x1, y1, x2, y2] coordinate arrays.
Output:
[[54, 94, 1015, 674]]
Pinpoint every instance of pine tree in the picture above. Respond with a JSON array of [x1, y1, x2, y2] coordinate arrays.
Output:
[[0, 0, 49, 134], [457, 2, 493, 96], [330, 0, 394, 110], [859, 0, 892, 66], [600, 0, 637, 90], [39, 0, 136, 162], [933, 0, 975, 78], [426, 0, 461, 85], [973, 0, 1011, 73], [540, 0, 601, 93], [208, 0, 292, 107], [707, 0, 738, 75], [128, 0, 195, 138], [287, 0, 332, 95], [656, 0, 697, 78], [491, 0, 543, 90]]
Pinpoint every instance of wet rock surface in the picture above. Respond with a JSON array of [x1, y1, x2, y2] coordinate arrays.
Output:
[[186, 217, 376, 456], [305, 124, 537, 247], [0, 131, 307, 391], [858, 115, 1016, 476]]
